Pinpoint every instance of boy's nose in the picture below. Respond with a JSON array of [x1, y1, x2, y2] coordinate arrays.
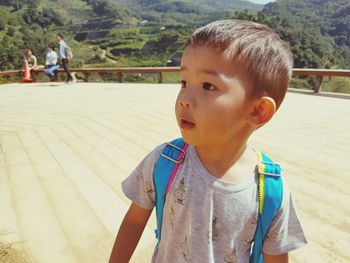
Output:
[[177, 86, 196, 108], [179, 93, 196, 108], [180, 100, 191, 108]]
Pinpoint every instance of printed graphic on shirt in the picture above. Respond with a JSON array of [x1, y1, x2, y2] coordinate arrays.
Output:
[[244, 237, 253, 247], [224, 248, 237, 263], [265, 229, 285, 241], [250, 214, 258, 225], [208, 216, 219, 242], [169, 205, 175, 229], [141, 175, 154, 194], [244, 214, 258, 246], [181, 235, 189, 261], [265, 230, 278, 241], [174, 178, 186, 205]]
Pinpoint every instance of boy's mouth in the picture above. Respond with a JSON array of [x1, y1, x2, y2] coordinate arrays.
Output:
[[179, 118, 196, 130]]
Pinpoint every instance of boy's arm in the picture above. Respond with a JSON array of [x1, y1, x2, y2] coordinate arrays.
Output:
[[109, 202, 153, 263], [263, 252, 288, 263]]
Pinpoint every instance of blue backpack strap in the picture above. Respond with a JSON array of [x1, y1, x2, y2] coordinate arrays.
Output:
[[153, 138, 188, 245], [250, 150, 283, 263]]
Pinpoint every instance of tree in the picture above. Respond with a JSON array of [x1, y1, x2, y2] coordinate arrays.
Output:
[[7, 26, 15, 36], [0, 20, 5, 31]]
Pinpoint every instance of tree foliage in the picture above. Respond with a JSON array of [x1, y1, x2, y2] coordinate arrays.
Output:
[[0, 0, 349, 72], [227, 0, 350, 69]]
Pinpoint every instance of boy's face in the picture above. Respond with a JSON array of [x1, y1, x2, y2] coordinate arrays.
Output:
[[175, 45, 255, 147]]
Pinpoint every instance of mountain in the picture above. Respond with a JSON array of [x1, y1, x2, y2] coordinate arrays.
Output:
[[188, 0, 263, 10], [107, 0, 263, 26], [262, 0, 350, 68], [263, 0, 350, 47], [0, 0, 349, 74], [131, 0, 263, 11]]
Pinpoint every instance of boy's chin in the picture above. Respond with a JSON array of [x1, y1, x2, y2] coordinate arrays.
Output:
[[179, 132, 197, 146]]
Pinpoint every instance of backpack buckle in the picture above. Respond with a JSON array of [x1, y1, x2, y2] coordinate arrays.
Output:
[[257, 161, 282, 177], [160, 143, 186, 164]]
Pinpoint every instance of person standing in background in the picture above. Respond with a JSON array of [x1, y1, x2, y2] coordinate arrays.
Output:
[[56, 33, 74, 83]]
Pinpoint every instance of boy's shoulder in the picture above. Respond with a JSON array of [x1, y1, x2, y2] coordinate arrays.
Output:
[[151, 143, 168, 161], [138, 143, 168, 172]]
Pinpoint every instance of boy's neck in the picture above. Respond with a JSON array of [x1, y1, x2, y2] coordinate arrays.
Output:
[[194, 137, 257, 182]]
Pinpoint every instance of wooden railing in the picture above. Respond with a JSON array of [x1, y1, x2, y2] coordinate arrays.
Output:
[[292, 69, 350, 93], [0, 67, 180, 84], [1, 67, 349, 93]]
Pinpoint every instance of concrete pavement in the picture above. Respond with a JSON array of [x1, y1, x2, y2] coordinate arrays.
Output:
[[0, 82, 349, 262]]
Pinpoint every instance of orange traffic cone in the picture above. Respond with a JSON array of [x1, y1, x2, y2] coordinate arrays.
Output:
[[21, 60, 34, 83]]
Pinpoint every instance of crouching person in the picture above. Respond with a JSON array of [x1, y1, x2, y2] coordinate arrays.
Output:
[[44, 44, 60, 81]]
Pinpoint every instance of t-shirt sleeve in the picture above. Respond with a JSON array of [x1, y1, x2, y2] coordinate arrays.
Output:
[[263, 178, 308, 255], [121, 144, 165, 210]]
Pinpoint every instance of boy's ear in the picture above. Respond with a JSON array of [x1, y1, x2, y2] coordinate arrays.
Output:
[[247, 96, 276, 127]]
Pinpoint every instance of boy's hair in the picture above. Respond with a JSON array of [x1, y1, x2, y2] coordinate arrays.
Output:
[[185, 19, 293, 109]]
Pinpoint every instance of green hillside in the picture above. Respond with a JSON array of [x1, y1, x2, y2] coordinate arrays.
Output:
[[0, 0, 349, 76], [262, 0, 350, 69]]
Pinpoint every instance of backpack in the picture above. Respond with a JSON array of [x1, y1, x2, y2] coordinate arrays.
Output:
[[153, 138, 283, 263], [66, 46, 73, 60]]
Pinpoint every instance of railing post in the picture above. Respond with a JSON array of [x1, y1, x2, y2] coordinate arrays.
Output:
[[117, 72, 123, 83], [83, 73, 89, 82], [158, 72, 163, 83], [313, 76, 323, 93]]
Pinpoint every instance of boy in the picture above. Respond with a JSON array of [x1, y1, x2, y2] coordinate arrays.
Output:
[[109, 20, 307, 263]]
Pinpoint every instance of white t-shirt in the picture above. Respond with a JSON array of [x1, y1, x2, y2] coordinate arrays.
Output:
[[45, 50, 58, 66], [122, 144, 307, 263]]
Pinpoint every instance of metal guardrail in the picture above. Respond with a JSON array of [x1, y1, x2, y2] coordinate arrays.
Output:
[[1, 67, 349, 92]]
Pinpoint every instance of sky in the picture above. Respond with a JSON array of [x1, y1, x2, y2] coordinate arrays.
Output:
[[247, 0, 275, 4]]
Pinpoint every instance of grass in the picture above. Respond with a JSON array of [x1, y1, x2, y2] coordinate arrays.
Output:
[[163, 72, 180, 83], [321, 77, 350, 94], [113, 41, 145, 49], [290, 77, 313, 90]]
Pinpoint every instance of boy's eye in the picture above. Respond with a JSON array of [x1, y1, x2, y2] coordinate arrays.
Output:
[[180, 80, 187, 88], [202, 82, 216, 91]]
